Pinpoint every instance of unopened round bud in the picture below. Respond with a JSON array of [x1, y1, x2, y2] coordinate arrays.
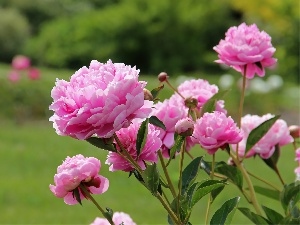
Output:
[[175, 118, 194, 137], [158, 72, 169, 82], [184, 97, 198, 109], [143, 88, 153, 101], [289, 125, 300, 139]]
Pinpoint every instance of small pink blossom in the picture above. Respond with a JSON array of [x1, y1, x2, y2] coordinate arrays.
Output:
[[8, 70, 20, 83], [28, 67, 40, 80], [170, 79, 227, 114], [213, 23, 277, 79], [295, 148, 300, 162], [49, 60, 153, 140], [175, 117, 194, 136], [232, 114, 294, 159], [90, 212, 136, 225], [295, 167, 300, 181], [152, 99, 195, 158], [49, 154, 109, 205], [12, 55, 31, 70], [106, 121, 162, 172], [193, 111, 243, 154]]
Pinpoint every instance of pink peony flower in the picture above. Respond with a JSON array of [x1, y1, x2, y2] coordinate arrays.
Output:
[[213, 23, 277, 79], [28, 67, 40, 80], [49, 60, 153, 139], [90, 212, 136, 225], [106, 121, 162, 172], [175, 117, 194, 137], [49, 154, 109, 205], [231, 114, 294, 159], [12, 55, 31, 70], [193, 111, 243, 154], [295, 148, 300, 162], [7, 70, 20, 83], [169, 79, 227, 114], [152, 99, 195, 158]]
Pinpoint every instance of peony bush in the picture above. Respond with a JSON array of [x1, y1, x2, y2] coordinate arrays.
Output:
[[49, 23, 300, 225]]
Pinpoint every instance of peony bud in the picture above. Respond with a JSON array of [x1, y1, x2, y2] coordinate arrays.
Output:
[[175, 118, 194, 137], [184, 97, 198, 109], [143, 88, 153, 101], [158, 72, 169, 82], [289, 125, 300, 139]]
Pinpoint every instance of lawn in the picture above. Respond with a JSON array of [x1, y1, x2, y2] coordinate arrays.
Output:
[[0, 63, 299, 224]]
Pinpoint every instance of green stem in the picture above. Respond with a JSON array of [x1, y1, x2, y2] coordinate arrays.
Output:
[[205, 154, 216, 224], [236, 66, 247, 161], [230, 152, 263, 215], [177, 139, 186, 217], [156, 193, 182, 225], [165, 79, 185, 99], [247, 170, 281, 191], [79, 184, 115, 225], [158, 150, 177, 198], [113, 133, 143, 175]]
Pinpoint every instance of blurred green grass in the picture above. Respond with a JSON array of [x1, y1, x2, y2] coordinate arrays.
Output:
[[0, 63, 299, 224]]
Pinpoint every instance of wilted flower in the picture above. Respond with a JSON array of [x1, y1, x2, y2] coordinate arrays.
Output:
[[175, 117, 194, 137], [193, 111, 243, 154], [213, 23, 277, 79], [232, 114, 294, 159], [170, 79, 227, 114], [49, 60, 153, 140], [49, 154, 109, 205], [90, 212, 136, 225], [106, 121, 162, 172], [12, 55, 31, 70]]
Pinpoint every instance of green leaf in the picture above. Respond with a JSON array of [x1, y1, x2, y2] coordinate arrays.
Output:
[[136, 118, 149, 157], [166, 135, 184, 167], [245, 115, 280, 153], [189, 180, 226, 208], [253, 185, 280, 201], [72, 188, 82, 205], [279, 215, 300, 225], [150, 84, 164, 100], [142, 164, 160, 195], [211, 184, 226, 203], [149, 115, 166, 130], [181, 157, 202, 194], [199, 157, 211, 175], [210, 197, 240, 225], [215, 161, 243, 191], [86, 137, 116, 152], [262, 205, 284, 224], [103, 207, 114, 222], [238, 208, 270, 225], [280, 182, 300, 212], [261, 144, 280, 173], [200, 90, 230, 116]]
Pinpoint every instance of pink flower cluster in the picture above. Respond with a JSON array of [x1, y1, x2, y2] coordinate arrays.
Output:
[[49, 154, 109, 205], [213, 23, 277, 79], [193, 111, 243, 154], [90, 212, 136, 225], [49, 60, 153, 140], [295, 148, 300, 181], [232, 114, 294, 159], [8, 55, 40, 82], [106, 121, 162, 172]]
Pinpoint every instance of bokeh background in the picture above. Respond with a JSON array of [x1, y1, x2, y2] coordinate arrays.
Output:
[[0, 0, 299, 224]]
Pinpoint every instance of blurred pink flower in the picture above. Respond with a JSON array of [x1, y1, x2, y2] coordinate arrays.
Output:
[[106, 121, 162, 172], [28, 67, 40, 80], [175, 117, 194, 137], [90, 212, 136, 225], [213, 23, 277, 79], [12, 55, 31, 70], [232, 114, 294, 159], [193, 111, 243, 154], [49, 60, 153, 139], [8, 70, 20, 83], [170, 79, 227, 114], [49, 154, 109, 205], [295, 148, 300, 162], [295, 167, 300, 181], [152, 99, 195, 158]]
